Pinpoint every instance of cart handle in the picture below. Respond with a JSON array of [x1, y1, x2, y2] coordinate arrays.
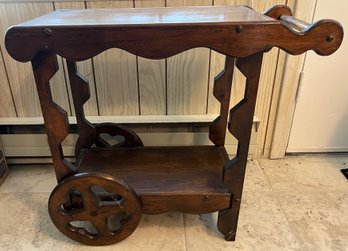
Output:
[[280, 15, 310, 32], [264, 4, 344, 56], [264, 5, 311, 32]]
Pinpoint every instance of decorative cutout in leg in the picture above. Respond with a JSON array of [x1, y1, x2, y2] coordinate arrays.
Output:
[[66, 60, 144, 154], [217, 52, 264, 241], [209, 56, 235, 146], [32, 52, 76, 181], [48, 173, 141, 246], [66, 60, 96, 157]]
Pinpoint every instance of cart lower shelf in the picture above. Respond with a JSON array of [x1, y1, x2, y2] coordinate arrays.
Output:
[[78, 146, 231, 214]]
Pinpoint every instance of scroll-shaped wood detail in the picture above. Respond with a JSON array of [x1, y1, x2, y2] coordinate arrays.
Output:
[[217, 53, 263, 241], [32, 52, 76, 181], [95, 123, 144, 148], [6, 11, 343, 62], [209, 56, 235, 146], [66, 60, 96, 157], [264, 5, 292, 20]]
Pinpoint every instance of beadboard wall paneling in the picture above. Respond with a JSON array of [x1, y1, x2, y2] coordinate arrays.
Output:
[[54, 1, 100, 116], [0, 3, 71, 116], [0, 0, 316, 159], [0, 47, 16, 117], [166, 0, 212, 115], [87, 0, 140, 116], [135, 0, 167, 115]]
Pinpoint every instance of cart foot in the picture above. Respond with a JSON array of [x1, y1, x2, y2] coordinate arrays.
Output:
[[217, 192, 243, 241], [217, 208, 239, 241]]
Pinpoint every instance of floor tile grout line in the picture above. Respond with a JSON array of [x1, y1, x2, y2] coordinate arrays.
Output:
[[255, 157, 348, 193], [183, 214, 189, 251], [255, 159, 305, 251]]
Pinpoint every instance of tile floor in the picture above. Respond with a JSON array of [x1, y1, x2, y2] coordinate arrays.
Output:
[[0, 154, 347, 251]]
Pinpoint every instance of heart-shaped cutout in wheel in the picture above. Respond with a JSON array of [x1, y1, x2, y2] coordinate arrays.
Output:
[[94, 123, 143, 148], [48, 172, 141, 246]]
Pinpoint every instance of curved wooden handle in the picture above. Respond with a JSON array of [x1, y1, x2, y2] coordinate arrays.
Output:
[[264, 5, 292, 19], [283, 19, 343, 56], [265, 5, 344, 56]]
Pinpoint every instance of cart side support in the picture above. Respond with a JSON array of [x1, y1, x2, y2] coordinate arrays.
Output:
[[32, 52, 76, 181], [209, 56, 235, 146], [217, 52, 264, 241], [66, 60, 144, 158], [66, 60, 97, 157]]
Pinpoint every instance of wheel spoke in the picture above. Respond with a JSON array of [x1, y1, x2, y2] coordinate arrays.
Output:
[[67, 210, 89, 221], [79, 186, 98, 210], [93, 217, 109, 235]]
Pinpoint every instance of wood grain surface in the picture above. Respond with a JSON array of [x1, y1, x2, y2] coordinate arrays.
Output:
[[0, 139, 9, 187], [207, 0, 250, 114], [0, 3, 70, 116], [78, 146, 231, 214], [270, 0, 317, 158], [48, 172, 142, 245], [1, 0, 342, 161], [86, 1, 139, 116], [217, 52, 264, 241], [135, 0, 166, 115], [31, 51, 76, 181], [166, 0, 212, 115], [0, 47, 16, 117], [55, 1, 99, 116], [251, 0, 286, 157]]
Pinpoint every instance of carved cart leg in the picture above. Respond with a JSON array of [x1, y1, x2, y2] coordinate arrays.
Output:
[[217, 52, 264, 241], [209, 56, 235, 146], [66, 60, 143, 156], [66, 61, 143, 156], [66, 60, 97, 157], [32, 52, 76, 181]]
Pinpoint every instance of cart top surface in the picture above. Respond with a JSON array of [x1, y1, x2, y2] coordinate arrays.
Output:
[[5, 5, 343, 62], [14, 5, 276, 28]]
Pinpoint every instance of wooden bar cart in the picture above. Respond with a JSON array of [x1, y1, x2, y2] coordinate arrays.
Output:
[[5, 5, 343, 246]]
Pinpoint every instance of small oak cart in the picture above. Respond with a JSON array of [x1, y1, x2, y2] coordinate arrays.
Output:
[[5, 5, 343, 246]]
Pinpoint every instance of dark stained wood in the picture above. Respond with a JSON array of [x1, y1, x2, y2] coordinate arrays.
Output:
[[66, 60, 143, 157], [5, 4, 344, 245], [0, 146, 9, 187], [9, 6, 275, 27], [5, 6, 343, 62], [209, 56, 235, 146], [49, 172, 141, 246], [78, 146, 231, 214], [217, 52, 264, 241], [32, 51, 76, 181], [66, 60, 96, 157], [264, 5, 292, 20], [141, 194, 230, 215]]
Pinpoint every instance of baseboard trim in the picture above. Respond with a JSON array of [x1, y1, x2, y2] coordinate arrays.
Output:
[[2, 131, 257, 163]]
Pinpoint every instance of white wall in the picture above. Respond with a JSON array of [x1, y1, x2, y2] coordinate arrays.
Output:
[[287, 0, 348, 152]]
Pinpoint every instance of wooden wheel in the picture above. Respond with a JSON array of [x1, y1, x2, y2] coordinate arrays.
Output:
[[48, 172, 141, 246]]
